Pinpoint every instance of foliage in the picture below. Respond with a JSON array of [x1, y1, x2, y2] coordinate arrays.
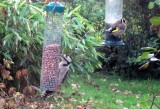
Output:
[[148, 0, 160, 9], [149, 16, 160, 25], [0, 83, 54, 108], [135, 47, 157, 62], [133, 0, 160, 78], [0, 0, 45, 86], [61, 0, 105, 76], [69, 0, 105, 31], [62, 5, 103, 76]]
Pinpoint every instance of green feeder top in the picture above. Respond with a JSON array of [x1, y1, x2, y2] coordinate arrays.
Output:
[[46, 2, 65, 13]]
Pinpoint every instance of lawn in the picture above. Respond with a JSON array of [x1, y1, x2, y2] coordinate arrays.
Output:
[[46, 72, 160, 109]]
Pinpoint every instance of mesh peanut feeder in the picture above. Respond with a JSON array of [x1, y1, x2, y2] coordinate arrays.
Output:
[[40, 0, 65, 92]]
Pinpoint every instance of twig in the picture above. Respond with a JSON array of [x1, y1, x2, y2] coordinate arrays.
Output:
[[149, 99, 160, 109], [148, 86, 160, 109], [150, 94, 155, 109]]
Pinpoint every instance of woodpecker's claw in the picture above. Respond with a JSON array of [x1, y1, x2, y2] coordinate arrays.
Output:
[[41, 91, 55, 100]]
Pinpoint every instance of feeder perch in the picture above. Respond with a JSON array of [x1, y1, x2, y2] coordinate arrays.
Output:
[[40, 1, 65, 92], [104, 0, 125, 46]]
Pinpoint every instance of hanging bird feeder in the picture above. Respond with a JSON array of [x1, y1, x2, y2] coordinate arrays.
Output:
[[40, 0, 65, 92], [104, 0, 125, 46]]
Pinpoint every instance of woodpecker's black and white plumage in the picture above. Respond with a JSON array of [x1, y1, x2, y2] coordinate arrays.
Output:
[[58, 54, 72, 84], [106, 18, 127, 37]]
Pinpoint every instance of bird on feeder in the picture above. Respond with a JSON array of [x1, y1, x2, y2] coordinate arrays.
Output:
[[106, 18, 127, 37], [41, 54, 72, 99], [58, 54, 72, 84]]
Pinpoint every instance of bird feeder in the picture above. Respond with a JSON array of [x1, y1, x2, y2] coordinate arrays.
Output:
[[40, 1, 65, 92], [104, 0, 125, 46]]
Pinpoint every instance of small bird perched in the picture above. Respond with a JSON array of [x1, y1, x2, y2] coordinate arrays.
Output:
[[106, 18, 127, 37]]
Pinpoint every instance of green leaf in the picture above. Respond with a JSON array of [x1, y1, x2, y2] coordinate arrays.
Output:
[[155, 0, 160, 5], [82, 39, 85, 45], [3, 34, 13, 41], [141, 47, 157, 51], [26, 21, 31, 36], [0, 4, 7, 7], [11, 29, 22, 41], [149, 16, 160, 25], [3, 53, 12, 60], [20, 56, 28, 66], [68, 5, 81, 17], [148, 2, 155, 9], [29, 5, 43, 14], [135, 52, 150, 62], [20, 5, 29, 17], [13, 16, 17, 25]]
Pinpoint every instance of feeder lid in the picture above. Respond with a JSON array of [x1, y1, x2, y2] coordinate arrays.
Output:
[[46, 2, 65, 13]]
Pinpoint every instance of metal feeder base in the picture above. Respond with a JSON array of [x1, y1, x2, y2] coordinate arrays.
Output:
[[104, 34, 125, 46]]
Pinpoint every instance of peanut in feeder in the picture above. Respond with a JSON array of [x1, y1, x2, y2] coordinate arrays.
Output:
[[40, 0, 65, 92]]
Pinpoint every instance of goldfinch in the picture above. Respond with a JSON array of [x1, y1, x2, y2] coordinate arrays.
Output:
[[106, 18, 127, 37]]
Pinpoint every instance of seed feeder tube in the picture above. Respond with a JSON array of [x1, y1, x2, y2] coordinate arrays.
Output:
[[40, 1, 65, 92], [104, 0, 125, 46]]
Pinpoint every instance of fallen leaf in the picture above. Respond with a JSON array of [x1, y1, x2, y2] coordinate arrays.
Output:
[[14, 92, 24, 104], [23, 86, 37, 99], [76, 105, 85, 109], [116, 99, 123, 104], [8, 87, 16, 95], [0, 98, 6, 109], [0, 91, 6, 97], [3, 59, 14, 69], [6, 63, 11, 69], [66, 103, 73, 108], [1, 69, 10, 79], [130, 82, 135, 85], [136, 94, 140, 99], [0, 83, 6, 89], [71, 83, 80, 89], [16, 70, 22, 79], [21, 69, 28, 76], [49, 104, 54, 109], [7, 98, 17, 109], [139, 62, 149, 70], [94, 84, 100, 90], [124, 90, 129, 95], [7, 75, 14, 81], [8, 60, 14, 64], [115, 90, 121, 94]]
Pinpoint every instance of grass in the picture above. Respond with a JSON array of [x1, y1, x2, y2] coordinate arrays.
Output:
[[46, 73, 160, 109]]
